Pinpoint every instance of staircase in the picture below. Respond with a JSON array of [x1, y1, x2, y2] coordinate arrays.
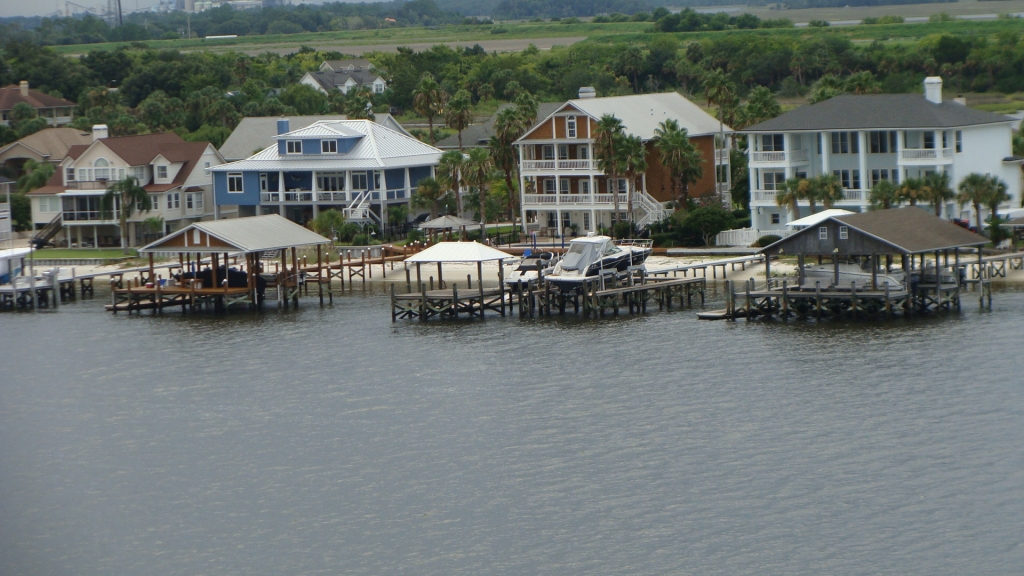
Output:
[[343, 191, 381, 225], [32, 212, 63, 248], [633, 190, 669, 230]]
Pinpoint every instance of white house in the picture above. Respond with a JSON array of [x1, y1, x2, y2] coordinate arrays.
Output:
[[300, 60, 387, 96], [28, 127, 225, 247], [742, 77, 1023, 237]]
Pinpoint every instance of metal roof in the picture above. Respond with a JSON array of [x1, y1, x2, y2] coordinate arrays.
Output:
[[786, 209, 855, 227], [139, 214, 329, 254], [219, 115, 349, 161], [745, 94, 1014, 132], [212, 120, 441, 172], [418, 215, 477, 230], [405, 241, 515, 263], [274, 123, 364, 139]]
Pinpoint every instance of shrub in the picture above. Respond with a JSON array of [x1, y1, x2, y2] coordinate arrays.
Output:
[[651, 232, 677, 248], [613, 221, 635, 239], [490, 26, 509, 34], [755, 234, 782, 248], [808, 19, 830, 27]]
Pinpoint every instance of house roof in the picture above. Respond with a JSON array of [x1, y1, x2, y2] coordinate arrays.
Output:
[[66, 132, 185, 166], [304, 70, 382, 93], [761, 207, 988, 255], [404, 241, 514, 263], [140, 214, 329, 254], [218, 115, 409, 161], [436, 102, 563, 149], [322, 59, 373, 71], [0, 84, 76, 111], [212, 120, 442, 172], [786, 209, 855, 227], [745, 94, 1015, 132], [274, 122, 364, 139], [520, 92, 726, 142], [0, 128, 92, 162]]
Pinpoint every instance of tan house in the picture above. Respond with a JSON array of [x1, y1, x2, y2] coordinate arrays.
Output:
[[0, 82, 76, 127], [28, 127, 225, 248], [0, 127, 92, 176], [515, 90, 732, 235]]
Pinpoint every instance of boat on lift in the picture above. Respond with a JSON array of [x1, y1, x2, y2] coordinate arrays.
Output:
[[504, 250, 558, 288], [545, 235, 652, 292]]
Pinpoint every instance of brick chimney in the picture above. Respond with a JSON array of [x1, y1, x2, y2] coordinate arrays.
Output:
[[19, 81, 28, 98]]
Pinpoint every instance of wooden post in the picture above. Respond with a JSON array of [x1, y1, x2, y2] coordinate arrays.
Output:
[[437, 262, 443, 289], [390, 282, 396, 322], [317, 244, 324, 306], [451, 283, 458, 319], [797, 254, 805, 287], [871, 254, 878, 291], [745, 280, 751, 321], [850, 281, 858, 319], [764, 254, 771, 286], [497, 260, 505, 316], [477, 260, 484, 319], [815, 281, 822, 320], [884, 282, 891, 318], [954, 247, 961, 311], [781, 279, 788, 319], [416, 262, 422, 290], [420, 282, 427, 321]]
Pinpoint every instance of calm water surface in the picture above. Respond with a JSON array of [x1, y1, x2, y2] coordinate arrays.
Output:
[[1, 283, 1023, 575]]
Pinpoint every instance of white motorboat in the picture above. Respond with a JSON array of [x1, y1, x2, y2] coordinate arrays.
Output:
[[545, 236, 652, 292], [802, 261, 906, 289], [504, 251, 558, 288]]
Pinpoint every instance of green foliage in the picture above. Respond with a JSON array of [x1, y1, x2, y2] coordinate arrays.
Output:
[[613, 221, 635, 239], [681, 206, 736, 246], [311, 209, 348, 239], [10, 193, 32, 231], [755, 235, 782, 248], [279, 83, 329, 115], [16, 160, 55, 193], [183, 125, 232, 148]]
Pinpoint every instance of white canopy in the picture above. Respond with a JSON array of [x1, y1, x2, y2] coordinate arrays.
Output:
[[418, 215, 478, 230], [786, 209, 855, 228], [404, 241, 514, 263]]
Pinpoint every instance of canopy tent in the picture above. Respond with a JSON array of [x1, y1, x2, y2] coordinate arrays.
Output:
[[405, 241, 513, 263], [786, 209, 854, 228], [418, 215, 478, 230]]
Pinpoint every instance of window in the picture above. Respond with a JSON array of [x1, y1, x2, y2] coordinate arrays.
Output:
[[558, 145, 568, 160], [923, 132, 935, 150], [167, 192, 180, 209], [832, 169, 860, 190], [204, 161, 211, 173], [66, 167, 75, 182], [559, 178, 569, 194], [373, 172, 381, 189], [580, 180, 590, 194], [871, 169, 895, 186], [286, 140, 302, 154], [351, 172, 368, 190], [579, 146, 589, 160], [542, 145, 554, 160], [609, 178, 627, 193], [321, 139, 337, 153], [761, 134, 784, 152], [94, 158, 110, 180], [831, 132, 858, 154], [39, 197, 60, 213], [763, 171, 786, 191], [771, 213, 781, 225], [566, 116, 577, 139], [130, 167, 145, 182], [839, 225, 849, 240], [156, 165, 168, 180], [227, 173, 243, 193], [186, 193, 203, 210], [260, 173, 268, 192], [869, 131, 897, 153], [150, 194, 160, 208], [186, 194, 193, 210], [374, 83, 384, 94], [317, 173, 345, 191], [955, 130, 962, 153], [819, 226, 828, 240], [583, 212, 590, 230], [544, 179, 556, 194]]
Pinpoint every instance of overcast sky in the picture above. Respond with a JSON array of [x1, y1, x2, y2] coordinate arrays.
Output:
[[0, 0, 349, 19]]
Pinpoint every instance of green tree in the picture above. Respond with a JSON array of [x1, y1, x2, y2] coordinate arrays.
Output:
[[739, 85, 782, 129], [101, 177, 152, 253], [776, 177, 803, 222], [682, 206, 736, 246], [816, 173, 845, 209], [621, 134, 647, 224], [387, 203, 409, 234], [16, 160, 55, 193], [923, 171, 955, 216], [413, 176, 445, 219], [869, 179, 899, 210], [594, 114, 626, 226], [654, 119, 703, 211], [984, 175, 1010, 226], [311, 209, 347, 240], [898, 177, 927, 207], [412, 72, 448, 145], [956, 173, 993, 232], [702, 69, 733, 196], [464, 147, 494, 239], [445, 89, 473, 150], [279, 83, 329, 115], [489, 106, 528, 230], [436, 149, 466, 216]]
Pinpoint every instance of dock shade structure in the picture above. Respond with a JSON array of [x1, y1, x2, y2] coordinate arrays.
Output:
[[785, 209, 854, 228], [395, 241, 515, 320], [747, 207, 990, 318], [126, 214, 331, 313], [418, 215, 478, 241]]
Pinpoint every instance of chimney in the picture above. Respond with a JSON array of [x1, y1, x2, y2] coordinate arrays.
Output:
[[92, 124, 108, 141], [19, 81, 28, 98], [924, 76, 942, 104], [578, 86, 596, 99], [277, 118, 290, 135], [953, 95, 967, 106]]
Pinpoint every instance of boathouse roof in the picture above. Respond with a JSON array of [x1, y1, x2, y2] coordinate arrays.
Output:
[[139, 214, 330, 254], [760, 207, 988, 256], [405, 241, 514, 263]]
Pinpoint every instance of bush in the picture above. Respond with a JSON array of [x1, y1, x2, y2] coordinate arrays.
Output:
[[755, 234, 782, 248], [490, 26, 509, 34], [613, 221, 635, 239], [808, 19, 830, 27], [651, 232, 677, 248], [592, 15, 610, 23], [406, 229, 425, 243], [266, 20, 305, 34]]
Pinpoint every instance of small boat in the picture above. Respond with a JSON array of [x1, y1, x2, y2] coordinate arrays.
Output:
[[802, 261, 906, 289], [504, 251, 558, 288], [546, 235, 652, 292]]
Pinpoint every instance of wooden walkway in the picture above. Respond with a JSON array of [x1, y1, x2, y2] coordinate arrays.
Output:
[[648, 254, 766, 280]]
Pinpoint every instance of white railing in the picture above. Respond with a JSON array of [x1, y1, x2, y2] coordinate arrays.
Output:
[[900, 148, 953, 160], [261, 192, 279, 202], [317, 192, 348, 202], [715, 227, 797, 247], [842, 189, 864, 201], [522, 159, 597, 171], [750, 151, 786, 163], [715, 149, 730, 163], [752, 190, 778, 202], [633, 191, 670, 229], [790, 149, 809, 162], [523, 194, 558, 205], [522, 160, 556, 171], [522, 193, 629, 206]]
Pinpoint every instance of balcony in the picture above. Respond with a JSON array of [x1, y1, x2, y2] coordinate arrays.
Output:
[[749, 149, 809, 165], [521, 159, 598, 172], [523, 193, 628, 207], [262, 190, 407, 204], [65, 180, 112, 190], [715, 149, 731, 163], [899, 148, 953, 164], [62, 209, 119, 223], [751, 189, 865, 204]]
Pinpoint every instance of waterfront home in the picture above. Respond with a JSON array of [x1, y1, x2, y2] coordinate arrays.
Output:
[[210, 119, 441, 227], [0, 176, 12, 246], [27, 127, 225, 247], [742, 77, 1022, 236], [300, 60, 387, 95], [0, 82, 76, 127], [515, 89, 732, 236], [219, 114, 410, 163], [0, 127, 92, 177]]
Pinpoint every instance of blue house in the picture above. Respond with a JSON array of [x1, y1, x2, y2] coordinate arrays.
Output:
[[211, 119, 441, 226]]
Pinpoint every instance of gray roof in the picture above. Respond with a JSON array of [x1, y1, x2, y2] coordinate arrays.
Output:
[[305, 70, 382, 92], [405, 241, 514, 263], [219, 114, 408, 161], [761, 207, 988, 254], [745, 94, 1015, 132], [140, 214, 329, 254], [322, 59, 373, 71], [436, 102, 563, 149]]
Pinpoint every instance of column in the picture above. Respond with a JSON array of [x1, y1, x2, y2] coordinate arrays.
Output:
[[820, 132, 830, 176], [345, 170, 352, 203], [404, 167, 412, 217], [518, 169, 527, 236], [589, 174, 596, 204], [278, 170, 284, 215], [858, 131, 868, 204], [555, 208, 561, 238], [784, 134, 794, 181], [589, 209, 596, 232], [896, 131, 905, 184], [311, 170, 319, 219]]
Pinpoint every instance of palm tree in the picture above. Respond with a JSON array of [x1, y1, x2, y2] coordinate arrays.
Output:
[[898, 177, 927, 206], [702, 69, 733, 199], [654, 120, 704, 211], [816, 173, 845, 209], [436, 150, 466, 216], [923, 171, 955, 216], [984, 174, 1010, 226], [412, 73, 448, 145], [620, 134, 647, 224], [776, 178, 803, 222], [465, 147, 494, 239], [594, 114, 626, 226], [956, 173, 991, 232], [490, 106, 528, 231], [869, 179, 899, 210], [413, 177, 445, 219], [445, 89, 473, 151], [101, 177, 152, 254]]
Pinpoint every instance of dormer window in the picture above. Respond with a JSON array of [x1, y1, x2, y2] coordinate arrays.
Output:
[[66, 167, 75, 182], [566, 115, 577, 139], [94, 158, 110, 180], [157, 165, 168, 180], [286, 140, 302, 154], [321, 139, 337, 153]]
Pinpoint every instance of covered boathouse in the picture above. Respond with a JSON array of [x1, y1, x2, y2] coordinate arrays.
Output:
[[111, 214, 330, 314], [730, 207, 990, 320]]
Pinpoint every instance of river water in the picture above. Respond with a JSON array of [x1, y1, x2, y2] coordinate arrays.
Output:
[[1, 283, 1023, 575]]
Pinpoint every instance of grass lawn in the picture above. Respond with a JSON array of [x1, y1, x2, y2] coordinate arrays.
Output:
[[33, 248, 136, 259]]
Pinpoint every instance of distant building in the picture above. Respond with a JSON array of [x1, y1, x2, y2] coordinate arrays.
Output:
[[28, 128, 225, 247], [0, 176, 13, 245], [0, 82, 76, 128], [435, 102, 563, 150], [219, 114, 410, 162], [300, 60, 387, 96], [0, 127, 93, 177]]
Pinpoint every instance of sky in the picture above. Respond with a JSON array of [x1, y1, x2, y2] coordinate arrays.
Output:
[[0, 0, 349, 19]]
